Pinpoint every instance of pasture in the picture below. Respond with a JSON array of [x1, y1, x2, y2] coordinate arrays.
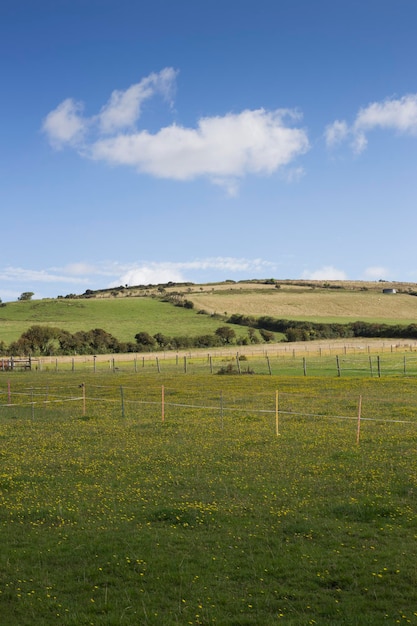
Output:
[[0, 297, 249, 346], [2, 279, 417, 347], [187, 283, 417, 325], [1, 369, 417, 624]]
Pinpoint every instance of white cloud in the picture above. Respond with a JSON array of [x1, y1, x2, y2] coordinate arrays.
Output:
[[90, 109, 309, 184], [354, 95, 417, 134], [362, 266, 390, 280], [42, 69, 309, 189], [42, 98, 87, 149], [98, 67, 177, 134], [302, 266, 348, 280], [0, 266, 90, 284], [178, 257, 275, 273], [0, 257, 277, 300], [326, 93, 417, 153], [351, 131, 368, 155], [114, 265, 186, 287], [324, 120, 348, 147], [109, 257, 276, 287]]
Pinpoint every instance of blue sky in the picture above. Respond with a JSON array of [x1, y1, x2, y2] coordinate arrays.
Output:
[[1, 0, 417, 301]]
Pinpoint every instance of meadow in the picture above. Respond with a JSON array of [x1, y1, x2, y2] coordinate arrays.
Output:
[[2, 279, 417, 346], [0, 297, 249, 346], [1, 369, 417, 625], [187, 283, 417, 325], [32, 340, 417, 378]]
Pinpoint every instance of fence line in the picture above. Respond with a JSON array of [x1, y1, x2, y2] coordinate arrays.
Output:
[[1, 385, 416, 431], [2, 346, 414, 378], [1, 339, 415, 373]]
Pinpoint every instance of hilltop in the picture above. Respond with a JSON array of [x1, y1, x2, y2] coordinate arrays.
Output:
[[1, 278, 417, 349]]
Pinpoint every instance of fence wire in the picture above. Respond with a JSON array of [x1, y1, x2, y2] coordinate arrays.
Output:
[[1, 383, 417, 432], [16, 348, 417, 378]]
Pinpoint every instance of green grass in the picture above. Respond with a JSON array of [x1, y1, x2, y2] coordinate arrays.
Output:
[[33, 346, 417, 379], [0, 298, 248, 345], [1, 371, 417, 624], [2, 279, 417, 347]]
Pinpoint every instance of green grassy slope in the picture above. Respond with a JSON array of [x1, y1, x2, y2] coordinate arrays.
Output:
[[0, 297, 243, 345], [2, 278, 417, 346]]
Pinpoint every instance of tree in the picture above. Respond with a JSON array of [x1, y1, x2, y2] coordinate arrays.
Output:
[[215, 326, 236, 344], [74, 328, 121, 354], [12, 325, 59, 355], [18, 291, 34, 301], [259, 329, 275, 343], [153, 333, 171, 348], [135, 331, 156, 351], [247, 328, 260, 344]]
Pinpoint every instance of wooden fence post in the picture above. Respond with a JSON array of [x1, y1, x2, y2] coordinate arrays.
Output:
[[220, 391, 224, 430], [336, 355, 341, 377], [81, 383, 86, 416], [275, 390, 280, 436], [120, 385, 125, 418], [356, 395, 362, 445]]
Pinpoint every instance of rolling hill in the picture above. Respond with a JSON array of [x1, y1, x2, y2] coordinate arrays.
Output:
[[1, 279, 417, 346]]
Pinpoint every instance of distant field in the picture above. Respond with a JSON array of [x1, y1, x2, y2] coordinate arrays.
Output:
[[1, 279, 417, 346], [187, 284, 417, 324]]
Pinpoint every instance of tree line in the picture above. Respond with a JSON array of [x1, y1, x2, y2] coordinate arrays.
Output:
[[2, 317, 417, 357], [228, 314, 417, 342], [0, 324, 264, 357]]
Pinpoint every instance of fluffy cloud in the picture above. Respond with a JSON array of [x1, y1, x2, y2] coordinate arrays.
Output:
[[2, 256, 274, 290], [302, 266, 348, 281], [42, 98, 87, 149], [354, 95, 417, 134], [324, 120, 348, 148], [325, 94, 417, 153], [362, 266, 390, 280], [42, 68, 309, 189], [98, 67, 177, 133], [115, 265, 186, 287], [90, 109, 309, 183], [0, 257, 277, 301], [111, 257, 276, 287]]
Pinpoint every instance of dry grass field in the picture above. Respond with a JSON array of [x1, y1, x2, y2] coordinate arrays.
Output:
[[184, 281, 417, 324]]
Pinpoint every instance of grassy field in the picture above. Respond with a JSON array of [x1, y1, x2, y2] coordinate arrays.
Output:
[[2, 280, 417, 347], [1, 370, 417, 624], [187, 284, 417, 324], [31, 342, 417, 378], [0, 297, 249, 345]]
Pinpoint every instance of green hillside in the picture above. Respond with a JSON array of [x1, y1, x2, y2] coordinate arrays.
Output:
[[2, 278, 417, 347], [0, 296, 241, 345]]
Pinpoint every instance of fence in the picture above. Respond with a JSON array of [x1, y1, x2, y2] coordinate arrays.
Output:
[[1, 379, 416, 446], [0, 357, 33, 371], [8, 345, 417, 377]]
